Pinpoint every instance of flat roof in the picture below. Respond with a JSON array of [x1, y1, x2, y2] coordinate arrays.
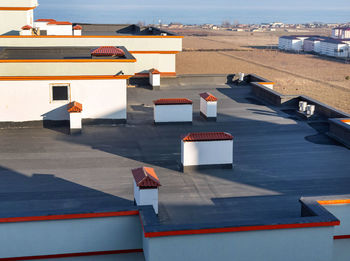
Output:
[[0, 46, 135, 61], [75, 23, 176, 36], [0, 84, 349, 231]]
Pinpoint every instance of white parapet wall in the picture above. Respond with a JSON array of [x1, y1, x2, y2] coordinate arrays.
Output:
[[0, 214, 142, 259], [320, 201, 350, 261], [199, 92, 218, 120], [0, 79, 127, 124], [181, 132, 233, 170], [143, 225, 334, 261], [153, 99, 193, 123], [257, 82, 274, 90]]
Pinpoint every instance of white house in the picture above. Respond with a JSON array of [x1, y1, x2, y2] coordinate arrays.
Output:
[[303, 37, 325, 53], [319, 39, 349, 58], [0, 46, 136, 126], [278, 36, 309, 52], [332, 27, 350, 39]]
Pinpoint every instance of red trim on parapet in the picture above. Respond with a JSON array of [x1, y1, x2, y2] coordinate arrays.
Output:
[[0, 249, 143, 261], [318, 199, 350, 205], [153, 98, 193, 105], [0, 210, 139, 223], [334, 235, 350, 240], [143, 221, 340, 238]]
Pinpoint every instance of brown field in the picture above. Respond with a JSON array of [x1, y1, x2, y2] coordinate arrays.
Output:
[[174, 29, 350, 113]]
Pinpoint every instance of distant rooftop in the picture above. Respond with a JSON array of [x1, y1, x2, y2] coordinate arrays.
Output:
[[0, 46, 135, 61], [74, 23, 177, 36]]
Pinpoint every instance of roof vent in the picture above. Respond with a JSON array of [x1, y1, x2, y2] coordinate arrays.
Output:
[[91, 46, 125, 57]]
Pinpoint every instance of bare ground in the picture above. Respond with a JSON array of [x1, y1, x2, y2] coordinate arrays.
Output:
[[175, 31, 350, 113]]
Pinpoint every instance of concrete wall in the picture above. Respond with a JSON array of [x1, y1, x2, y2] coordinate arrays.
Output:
[[47, 25, 73, 36], [0, 215, 142, 259], [154, 104, 192, 123], [0, 61, 135, 77], [0, 10, 33, 35], [143, 226, 334, 261], [0, 79, 127, 122], [323, 204, 350, 261], [181, 140, 233, 167]]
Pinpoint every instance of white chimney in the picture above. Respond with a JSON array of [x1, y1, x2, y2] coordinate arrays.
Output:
[[67, 101, 83, 134], [199, 92, 218, 121], [132, 167, 161, 214], [73, 25, 82, 36]]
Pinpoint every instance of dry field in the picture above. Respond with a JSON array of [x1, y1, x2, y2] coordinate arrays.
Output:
[[174, 29, 350, 113]]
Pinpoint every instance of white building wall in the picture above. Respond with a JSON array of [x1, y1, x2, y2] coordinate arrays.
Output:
[[323, 204, 350, 261], [154, 104, 192, 123], [34, 21, 50, 31], [46, 25, 73, 36], [0, 215, 142, 259], [181, 140, 233, 167], [320, 42, 349, 58], [0, 10, 33, 35], [143, 226, 334, 261], [158, 54, 176, 73], [0, 79, 127, 122]]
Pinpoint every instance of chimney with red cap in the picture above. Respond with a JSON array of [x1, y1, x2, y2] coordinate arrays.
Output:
[[199, 92, 218, 121], [132, 167, 161, 214], [67, 101, 83, 134], [73, 25, 82, 36], [181, 132, 234, 171]]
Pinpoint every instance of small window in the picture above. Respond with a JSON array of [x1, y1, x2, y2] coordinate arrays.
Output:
[[52, 85, 69, 101]]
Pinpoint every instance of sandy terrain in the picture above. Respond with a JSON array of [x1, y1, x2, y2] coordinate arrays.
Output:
[[175, 30, 350, 113]]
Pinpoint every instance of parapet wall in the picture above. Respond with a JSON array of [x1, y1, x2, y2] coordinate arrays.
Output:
[[246, 74, 350, 119]]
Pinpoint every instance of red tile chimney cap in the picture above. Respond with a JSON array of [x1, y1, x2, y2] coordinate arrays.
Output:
[[132, 167, 161, 188], [153, 98, 193, 105], [149, 68, 160, 74], [199, 92, 218, 102], [21, 25, 32, 30], [182, 132, 233, 142], [67, 101, 83, 113], [91, 46, 125, 57], [74, 25, 82, 30]]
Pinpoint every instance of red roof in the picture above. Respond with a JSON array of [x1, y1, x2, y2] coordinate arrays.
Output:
[[149, 68, 160, 74], [132, 167, 161, 188], [67, 101, 83, 113], [153, 98, 193, 105], [35, 19, 56, 22], [47, 21, 72, 25], [91, 46, 125, 57], [73, 25, 82, 30], [199, 92, 218, 102], [21, 25, 32, 30], [182, 132, 233, 142]]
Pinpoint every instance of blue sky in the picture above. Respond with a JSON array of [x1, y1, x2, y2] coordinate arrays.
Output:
[[35, 0, 350, 25]]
